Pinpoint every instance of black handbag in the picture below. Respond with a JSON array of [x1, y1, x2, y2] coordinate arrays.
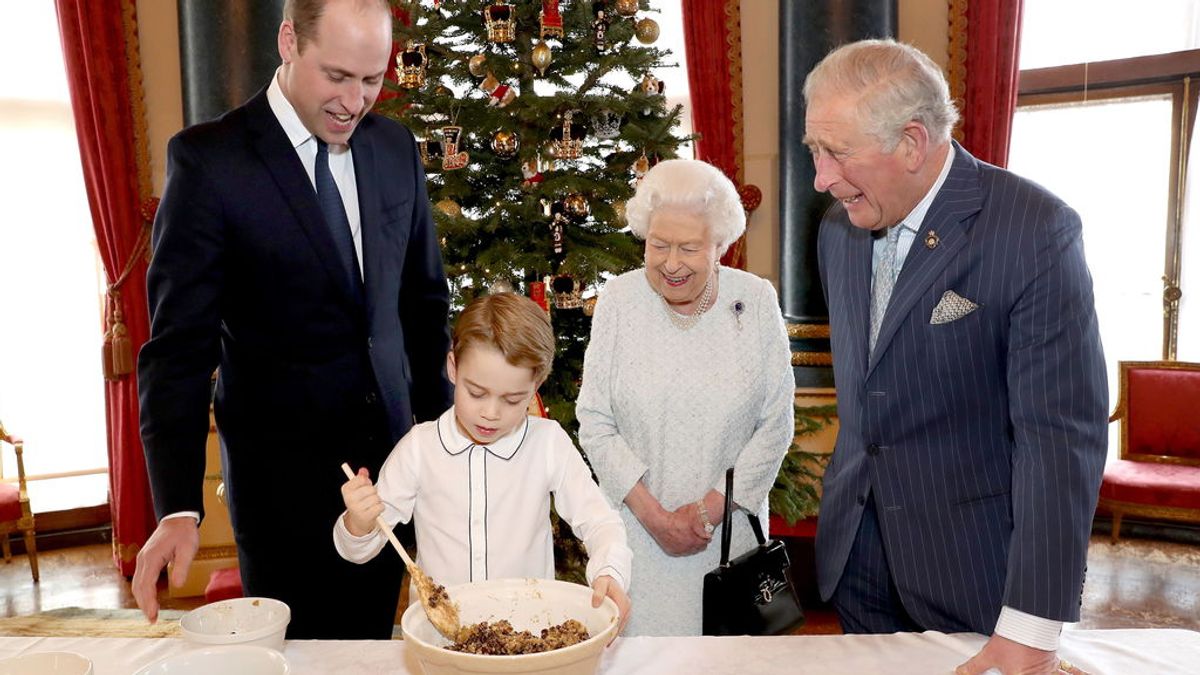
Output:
[[702, 467, 804, 635]]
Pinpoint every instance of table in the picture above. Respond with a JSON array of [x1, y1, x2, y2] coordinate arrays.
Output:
[[1, 628, 1197, 674]]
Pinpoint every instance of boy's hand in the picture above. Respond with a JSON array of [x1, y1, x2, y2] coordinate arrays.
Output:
[[591, 574, 631, 638], [341, 466, 383, 536]]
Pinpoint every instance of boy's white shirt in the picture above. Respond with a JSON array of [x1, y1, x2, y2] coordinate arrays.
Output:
[[333, 406, 632, 593]]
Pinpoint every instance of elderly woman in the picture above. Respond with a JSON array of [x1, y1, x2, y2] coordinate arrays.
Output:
[[577, 159, 794, 636]]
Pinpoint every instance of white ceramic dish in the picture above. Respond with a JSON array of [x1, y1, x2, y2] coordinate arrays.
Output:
[[0, 651, 93, 675], [401, 577, 620, 675], [133, 645, 288, 675], [179, 596, 290, 651]]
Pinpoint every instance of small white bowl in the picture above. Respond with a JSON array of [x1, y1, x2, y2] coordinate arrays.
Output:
[[132, 645, 288, 675], [180, 597, 290, 651], [401, 577, 620, 675], [0, 651, 93, 675]]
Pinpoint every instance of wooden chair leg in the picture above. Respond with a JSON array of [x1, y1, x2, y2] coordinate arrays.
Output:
[[22, 530, 38, 582], [1110, 511, 1123, 544], [1, 533, 11, 563]]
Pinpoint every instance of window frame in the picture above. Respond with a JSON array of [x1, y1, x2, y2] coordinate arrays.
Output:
[[1018, 50, 1200, 358]]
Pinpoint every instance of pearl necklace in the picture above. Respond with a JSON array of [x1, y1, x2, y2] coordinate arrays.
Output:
[[662, 268, 716, 330]]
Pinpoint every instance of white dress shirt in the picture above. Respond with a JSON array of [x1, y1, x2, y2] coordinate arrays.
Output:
[[333, 408, 632, 595], [874, 145, 1062, 651]]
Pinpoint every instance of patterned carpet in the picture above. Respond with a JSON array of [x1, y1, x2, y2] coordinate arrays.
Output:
[[0, 607, 184, 638]]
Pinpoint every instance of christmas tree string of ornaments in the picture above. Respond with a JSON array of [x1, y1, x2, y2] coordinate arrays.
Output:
[[383, 0, 686, 437], [387, 0, 683, 319]]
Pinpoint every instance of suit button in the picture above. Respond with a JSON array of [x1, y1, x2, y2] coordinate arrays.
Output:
[[856, 495, 866, 506], [365, 392, 378, 405], [367, 337, 374, 350], [866, 443, 880, 456]]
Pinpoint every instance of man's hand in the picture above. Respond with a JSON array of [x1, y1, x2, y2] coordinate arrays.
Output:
[[956, 634, 1089, 675], [590, 574, 631, 638], [132, 517, 200, 624], [340, 466, 383, 536]]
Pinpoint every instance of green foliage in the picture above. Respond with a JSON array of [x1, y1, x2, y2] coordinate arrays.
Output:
[[769, 403, 835, 525]]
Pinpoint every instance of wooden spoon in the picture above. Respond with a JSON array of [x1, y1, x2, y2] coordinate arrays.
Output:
[[340, 462, 461, 640]]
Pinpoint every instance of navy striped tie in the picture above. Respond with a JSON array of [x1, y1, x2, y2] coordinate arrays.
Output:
[[314, 138, 361, 295]]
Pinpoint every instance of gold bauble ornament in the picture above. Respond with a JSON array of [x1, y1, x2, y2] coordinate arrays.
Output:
[[634, 17, 660, 44], [436, 199, 462, 217], [468, 53, 488, 78], [563, 193, 590, 219], [491, 130, 520, 159], [615, 0, 639, 17], [612, 200, 627, 223], [531, 41, 553, 76], [633, 153, 651, 177]]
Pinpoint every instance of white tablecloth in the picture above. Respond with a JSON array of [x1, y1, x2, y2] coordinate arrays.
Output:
[[1, 629, 1197, 674]]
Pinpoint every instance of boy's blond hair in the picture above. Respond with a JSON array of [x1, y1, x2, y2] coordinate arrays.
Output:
[[452, 293, 555, 384]]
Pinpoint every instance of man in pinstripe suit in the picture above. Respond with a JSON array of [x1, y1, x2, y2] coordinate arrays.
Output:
[[805, 40, 1106, 674]]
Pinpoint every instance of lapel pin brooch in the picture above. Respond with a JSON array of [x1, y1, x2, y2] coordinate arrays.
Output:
[[925, 230, 940, 250], [732, 300, 745, 331]]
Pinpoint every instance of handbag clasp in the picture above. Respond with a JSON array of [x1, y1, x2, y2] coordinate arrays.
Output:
[[759, 580, 774, 604]]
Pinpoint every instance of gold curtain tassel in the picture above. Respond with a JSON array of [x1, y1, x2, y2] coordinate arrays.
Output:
[[101, 328, 117, 381], [102, 291, 133, 380], [110, 303, 134, 377], [102, 293, 117, 381]]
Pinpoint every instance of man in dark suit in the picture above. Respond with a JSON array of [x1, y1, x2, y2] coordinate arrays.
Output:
[[131, 0, 452, 639], [805, 40, 1106, 674]]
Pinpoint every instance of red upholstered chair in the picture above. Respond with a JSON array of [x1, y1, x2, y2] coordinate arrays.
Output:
[[1099, 360, 1200, 542], [0, 420, 38, 581]]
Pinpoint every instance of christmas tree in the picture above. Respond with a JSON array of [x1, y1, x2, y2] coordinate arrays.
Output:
[[379, 0, 688, 434]]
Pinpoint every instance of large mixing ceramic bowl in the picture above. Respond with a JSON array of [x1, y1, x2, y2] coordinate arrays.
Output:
[[401, 577, 620, 675]]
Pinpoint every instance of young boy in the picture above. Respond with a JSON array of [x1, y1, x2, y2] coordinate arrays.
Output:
[[334, 292, 632, 629]]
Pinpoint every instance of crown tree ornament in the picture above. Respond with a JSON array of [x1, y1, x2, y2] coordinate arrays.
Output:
[[397, 41, 427, 89]]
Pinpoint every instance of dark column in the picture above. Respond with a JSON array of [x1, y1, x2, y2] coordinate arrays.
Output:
[[178, 0, 287, 127], [779, 1, 896, 387]]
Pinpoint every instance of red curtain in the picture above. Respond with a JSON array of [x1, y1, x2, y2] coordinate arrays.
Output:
[[681, 0, 748, 269], [949, 0, 1025, 168], [55, 0, 156, 576]]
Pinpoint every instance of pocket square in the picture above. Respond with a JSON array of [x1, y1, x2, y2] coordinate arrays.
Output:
[[930, 290, 979, 324]]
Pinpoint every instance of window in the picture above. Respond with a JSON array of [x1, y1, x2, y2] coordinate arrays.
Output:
[[1011, 5, 1200, 457], [0, 3, 109, 510]]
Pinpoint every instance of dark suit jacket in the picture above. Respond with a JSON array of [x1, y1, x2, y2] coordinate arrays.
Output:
[[815, 143, 1108, 631], [138, 87, 453, 531]]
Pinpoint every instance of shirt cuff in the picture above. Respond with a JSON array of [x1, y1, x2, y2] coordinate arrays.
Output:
[[161, 511, 200, 524], [588, 565, 628, 593], [993, 605, 1062, 651]]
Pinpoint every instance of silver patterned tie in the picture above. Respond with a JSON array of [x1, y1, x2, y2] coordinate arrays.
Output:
[[869, 226, 901, 353]]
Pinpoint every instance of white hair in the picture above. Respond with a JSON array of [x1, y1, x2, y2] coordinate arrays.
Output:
[[624, 159, 745, 253], [803, 39, 959, 151]]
